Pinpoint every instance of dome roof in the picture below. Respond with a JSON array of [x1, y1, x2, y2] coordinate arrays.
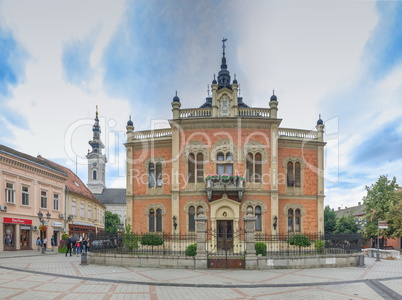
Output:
[[127, 116, 133, 126], [173, 91, 180, 102], [317, 116, 324, 125]]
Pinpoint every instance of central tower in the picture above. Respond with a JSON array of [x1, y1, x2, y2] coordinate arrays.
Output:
[[87, 106, 107, 194]]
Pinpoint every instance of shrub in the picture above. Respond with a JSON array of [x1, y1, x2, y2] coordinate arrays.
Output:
[[123, 233, 139, 251], [141, 234, 164, 246], [58, 246, 67, 253], [61, 233, 69, 240], [185, 243, 197, 256], [314, 240, 325, 254], [254, 242, 267, 256], [288, 234, 312, 255]]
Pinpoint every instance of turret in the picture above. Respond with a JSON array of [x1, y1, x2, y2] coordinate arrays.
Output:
[[171, 91, 181, 119], [269, 90, 278, 119]]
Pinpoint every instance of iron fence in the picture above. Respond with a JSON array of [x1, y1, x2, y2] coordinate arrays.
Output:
[[255, 232, 362, 256], [88, 232, 197, 256]]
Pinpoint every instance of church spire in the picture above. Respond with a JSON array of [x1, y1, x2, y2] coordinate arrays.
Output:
[[217, 38, 231, 90], [88, 105, 105, 154]]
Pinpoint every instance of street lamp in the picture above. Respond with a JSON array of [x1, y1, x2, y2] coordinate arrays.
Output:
[[37, 211, 51, 254], [172, 216, 177, 231], [273, 216, 278, 231]]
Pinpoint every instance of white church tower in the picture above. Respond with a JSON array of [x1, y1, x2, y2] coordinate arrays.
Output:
[[87, 106, 107, 194]]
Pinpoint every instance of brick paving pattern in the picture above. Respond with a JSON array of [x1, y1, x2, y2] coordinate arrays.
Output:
[[0, 251, 401, 299]]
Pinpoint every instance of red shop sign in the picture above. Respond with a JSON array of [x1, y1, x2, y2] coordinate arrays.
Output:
[[3, 217, 32, 225]]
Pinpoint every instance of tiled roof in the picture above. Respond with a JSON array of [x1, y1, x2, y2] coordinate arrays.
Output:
[[46, 160, 101, 204], [94, 188, 126, 205], [0, 144, 67, 176], [335, 204, 366, 218]]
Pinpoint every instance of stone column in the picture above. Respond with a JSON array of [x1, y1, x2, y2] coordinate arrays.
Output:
[[194, 209, 208, 269], [243, 207, 258, 270]]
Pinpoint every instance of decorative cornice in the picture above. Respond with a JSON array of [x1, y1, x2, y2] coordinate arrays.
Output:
[[183, 200, 209, 213], [241, 199, 268, 213], [144, 203, 167, 216], [283, 203, 306, 216]]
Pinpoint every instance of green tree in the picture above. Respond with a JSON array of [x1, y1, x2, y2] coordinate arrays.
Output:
[[288, 234, 311, 255], [334, 214, 359, 234], [363, 176, 402, 239], [324, 205, 337, 233], [105, 211, 121, 233]]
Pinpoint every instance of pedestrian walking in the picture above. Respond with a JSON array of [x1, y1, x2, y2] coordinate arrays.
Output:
[[72, 239, 76, 254], [43, 237, 47, 251], [51, 235, 55, 251], [82, 238, 87, 253], [36, 237, 41, 251], [65, 235, 72, 257], [76, 239, 81, 256]]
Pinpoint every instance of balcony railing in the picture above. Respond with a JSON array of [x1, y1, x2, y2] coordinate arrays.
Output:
[[132, 129, 173, 140], [179, 108, 212, 118], [238, 107, 270, 118], [205, 176, 244, 201], [279, 128, 318, 140]]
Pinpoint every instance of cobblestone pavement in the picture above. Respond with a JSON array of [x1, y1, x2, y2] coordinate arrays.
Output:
[[0, 251, 401, 299]]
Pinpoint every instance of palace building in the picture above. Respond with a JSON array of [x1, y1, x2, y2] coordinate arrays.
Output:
[[124, 41, 325, 239]]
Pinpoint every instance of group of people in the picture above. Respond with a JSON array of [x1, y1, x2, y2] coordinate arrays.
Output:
[[36, 235, 56, 251], [65, 236, 89, 257]]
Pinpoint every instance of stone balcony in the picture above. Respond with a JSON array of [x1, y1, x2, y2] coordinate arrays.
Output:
[[205, 177, 244, 202]]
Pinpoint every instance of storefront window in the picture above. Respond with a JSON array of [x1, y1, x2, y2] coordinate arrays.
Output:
[[4, 225, 15, 249]]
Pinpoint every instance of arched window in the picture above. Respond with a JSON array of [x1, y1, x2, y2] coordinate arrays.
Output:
[[288, 208, 302, 232], [93, 170, 97, 180], [288, 208, 294, 232], [217, 152, 233, 175], [189, 206, 196, 231], [255, 206, 262, 231], [246, 153, 262, 182], [287, 162, 294, 187], [149, 209, 155, 232], [156, 162, 162, 187], [295, 209, 301, 232], [148, 163, 155, 188], [156, 209, 162, 232], [295, 162, 301, 187], [188, 153, 204, 183]]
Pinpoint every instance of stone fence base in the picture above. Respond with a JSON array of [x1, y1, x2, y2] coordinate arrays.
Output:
[[258, 254, 361, 269], [88, 253, 362, 269]]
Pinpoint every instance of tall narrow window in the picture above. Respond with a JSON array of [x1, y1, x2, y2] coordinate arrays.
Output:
[[254, 153, 262, 183], [5, 183, 15, 203], [80, 203, 85, 218], [295, 209, 301, 232], [148, 163, 155, 188], [295, 162, 301, 187], [72, 201, 76, 215], [255, 206, 262, 231], [246, 153, 262, 182], [40, 191, 47, 208], [93, 170, 97, 180], [246, 154, 253, 182], [189, 206, 195, 231], [21, 186, 29, 206], [54, 194, 59, 210], [287, 162, 294, 187], [149, 209, 155, 232], [188, 153, 195, 183], [288, 208, 294, 232], [88, 206, 92, 219], [196, 153, 204, 182], [156, 162, 162, 187], [156, 209, 162, 232]]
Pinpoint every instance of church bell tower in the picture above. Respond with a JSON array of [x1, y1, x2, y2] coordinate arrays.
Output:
[[86, 106, 107, 194]]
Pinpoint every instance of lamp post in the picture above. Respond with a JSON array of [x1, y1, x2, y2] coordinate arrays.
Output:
[[37, 211, 51, 254], [172, 216, 177, 233], [273, 216, 278, 231]]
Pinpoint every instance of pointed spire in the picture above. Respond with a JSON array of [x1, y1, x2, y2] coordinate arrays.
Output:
[[127, 115, 133, 126], [317, 114, 323, 125], [207, 84, 210, 96], [173, 90, 180, 102], [88, 106, 105, 154], [270, 89, 277, 102], [221, 37, 228, 70], [218, 38, 231, 90]]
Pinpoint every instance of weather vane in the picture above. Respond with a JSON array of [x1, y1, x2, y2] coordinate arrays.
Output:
[[222, 37, 227, 53]]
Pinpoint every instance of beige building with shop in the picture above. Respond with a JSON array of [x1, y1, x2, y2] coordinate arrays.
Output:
[[0, 145, 67, 251]]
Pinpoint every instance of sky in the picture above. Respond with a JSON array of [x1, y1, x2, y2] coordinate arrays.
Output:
[[1, 0, 402, 211]]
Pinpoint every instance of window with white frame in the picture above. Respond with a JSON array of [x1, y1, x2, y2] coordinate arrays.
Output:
[[21, 186, 29, 206], [53, 194, 59, 210], [5, 183, 15, 204], [216, 151, 233, 175], [288, 208, 301, 232], [188, 153, 204, 183], [246, 153, 262, 183], [88, 206, 92, 219], [40, 191, 47, 208], [80, 203, 85, 218], [72, 201, 76, 216]]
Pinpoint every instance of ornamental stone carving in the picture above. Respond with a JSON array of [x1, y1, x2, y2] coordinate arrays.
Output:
[[211, 140, 238, 162], [183, 200, 209, 213], [241, 200, 267, 213], [283, 203, 306, 216], [144, 203, 167, 216]]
